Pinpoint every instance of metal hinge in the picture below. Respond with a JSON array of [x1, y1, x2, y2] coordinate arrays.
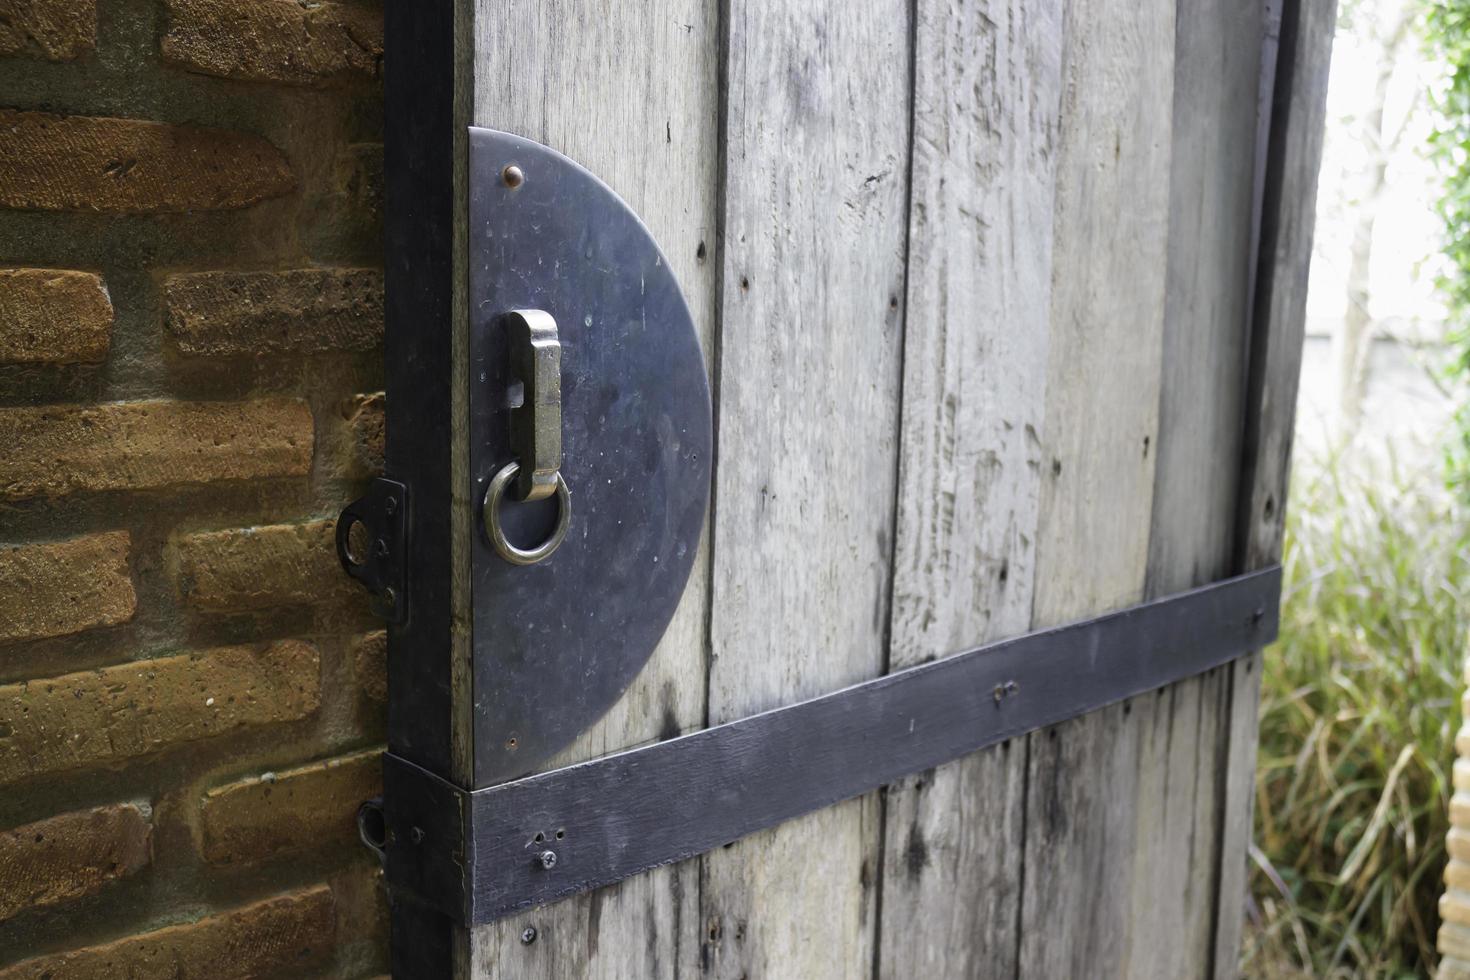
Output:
[[336, 477, 410, 623]]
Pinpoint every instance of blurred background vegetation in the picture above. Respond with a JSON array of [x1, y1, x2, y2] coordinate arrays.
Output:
[[1243, 0, 1470, 975]]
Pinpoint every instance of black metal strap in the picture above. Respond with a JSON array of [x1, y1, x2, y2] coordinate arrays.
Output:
[[382, 566, 1280, 926]]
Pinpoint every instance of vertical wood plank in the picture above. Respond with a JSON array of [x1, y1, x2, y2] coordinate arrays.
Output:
[[1110, 1, 1267, 976], [1235, 0, 1339, 574], [1150, 0, 1263, 596], [1215, 0, 1339, 974], [699, 1, 911, 976], [465, 2, 720, 976], [1017, 0, 1176, 975], [875, 0, 1063, 975]]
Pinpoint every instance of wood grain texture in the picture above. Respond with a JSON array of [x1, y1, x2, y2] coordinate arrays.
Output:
[[876, 0, 1063, 975], [1017, 0, 1175, 975], [465, 1, 720, 976], [1150, 0, 1262, 597], [699, 0, 911, 976], [1216, 0, 1339, 974], [1112, 0, 1267, 975], [1236, 0, 1338, 576]]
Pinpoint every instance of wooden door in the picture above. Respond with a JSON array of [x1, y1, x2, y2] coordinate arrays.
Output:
[[378, 0, 1336, 975]]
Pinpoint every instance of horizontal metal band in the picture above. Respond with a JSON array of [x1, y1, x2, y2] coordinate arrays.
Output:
[[382, 566, 1281, 926]]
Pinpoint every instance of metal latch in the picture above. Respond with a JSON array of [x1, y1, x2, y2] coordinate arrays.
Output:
[[506, 309, 562, 502], [482, 310, 570, 566], [335, 477, 410, 623]]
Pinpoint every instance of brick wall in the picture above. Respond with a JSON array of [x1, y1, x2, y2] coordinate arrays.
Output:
[[0, 0, 387, 975]]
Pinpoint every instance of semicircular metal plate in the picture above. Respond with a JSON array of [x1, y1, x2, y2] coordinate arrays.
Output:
[[467, 127, 712, 787]]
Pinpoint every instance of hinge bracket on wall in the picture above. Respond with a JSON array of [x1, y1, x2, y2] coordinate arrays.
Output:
[[376, 565, 1281, 926], [336, 477, 410, 623]]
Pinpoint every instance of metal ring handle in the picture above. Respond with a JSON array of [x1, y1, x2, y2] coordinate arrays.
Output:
[[484, 460, 571, 565]]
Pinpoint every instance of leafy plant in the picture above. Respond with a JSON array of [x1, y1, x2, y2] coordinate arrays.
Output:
[[1424, 0, 1470, 493], [1245, 451, 1470, 978]]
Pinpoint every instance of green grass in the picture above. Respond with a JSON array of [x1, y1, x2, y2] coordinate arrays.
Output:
[[1244, 450, 1470, 978]]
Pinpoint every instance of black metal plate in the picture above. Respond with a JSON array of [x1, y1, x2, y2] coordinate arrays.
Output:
[[336, 478, 410, 622], [467, 128, 712, 786], [383, 566, 1281, 925]]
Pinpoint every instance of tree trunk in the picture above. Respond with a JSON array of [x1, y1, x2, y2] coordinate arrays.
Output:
[[1335, 2, 1413, 442]]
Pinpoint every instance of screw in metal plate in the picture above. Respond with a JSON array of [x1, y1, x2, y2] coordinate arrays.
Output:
[[410, 826, 425, 845], [502, 164, 525, 189], [382, 587, 397, 608], [538, 849, 558, 870], [521, 926, 538, 945], [384, 495, 398, 516]]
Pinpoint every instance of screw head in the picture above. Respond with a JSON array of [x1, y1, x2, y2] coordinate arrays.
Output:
[[502, 164, 525, 188], [410, 826, 425, 845], [375, 538, 389, 558], [382, 587, 397, 608], [538, 849, 558, 870], [521, 926, 538, 945], [384, 495, 398, 516]]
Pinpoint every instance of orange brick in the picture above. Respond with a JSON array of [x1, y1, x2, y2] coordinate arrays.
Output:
[[173, 519, 359, 611], [0, 641, 320, 786], [0, 803, 151, 921], [330, 867, 389, 973], [0, 0, 96, 61], [0, 109, 293, 213], [200, 748, 381, 865], [0, 398, 312, 500], [352, 630, 386, 710], [162, 0, 382, 86], [0, 268, 112, 364], [0, 885, 334, 979], [343, 391, 385, 477], [0, 532, 135, 644], [163, 269, 382, 356]]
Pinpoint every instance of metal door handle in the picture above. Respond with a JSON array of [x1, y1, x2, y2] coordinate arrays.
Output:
[[483, 308, 571, 565], [506, 309, 562, 502]]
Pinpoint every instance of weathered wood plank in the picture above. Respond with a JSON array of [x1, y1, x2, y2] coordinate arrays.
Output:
[[1114, 0, 1267, 975], [1215, 0, 1339, 974], [1149, 0, 1263, 596], [1017, 0, 1176, 975], [465, 1, 721, 976], [876, 0, 1063, 975], [699, 1, 911, 976], [1235, 0, 1338, 574]]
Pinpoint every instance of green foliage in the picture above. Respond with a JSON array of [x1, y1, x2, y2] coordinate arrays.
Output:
[[1425, 0, 1470, 492], [1245, 453, 1470, 978]]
